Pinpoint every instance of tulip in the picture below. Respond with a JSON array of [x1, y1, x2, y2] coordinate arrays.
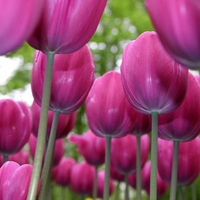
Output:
[[86, 70, 137, 200], [27, 0, 107, 54], [146, 0, 200, 69], [31, 101, 76, 139], [158, 137, 200, 186], [29, 134, 64, 167], [158, 72, 200, 141], [31, 45, 95, 114], [70, 161, 95, 196], [120, 31, 188, 200], [52, 157, 76, 187], [0, 0, 44, 55], [136, 160, 168, 197], [9, 150, 29, 165], [111, 134, 150, 175], [0, 161, 38, 200], [68, 130, 105, 167], [0, 99, 32, 156]]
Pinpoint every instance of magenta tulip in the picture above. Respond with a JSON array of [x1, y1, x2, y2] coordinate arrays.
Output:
[[97, 171, 114, 198], [0, 99, 32, 155], [86, 70, 137, 138], [31, 101, 76, 139], [52, 157, 76, 187], [70, 161, 95, 196], [158, 137, 200, 186], [111, 134, 150, 175], [29, 134, 64, 167], [134, 160, 168, 197], [9, 150, 29, 165], [0, 0, 44, 55], [28, 0, 107, 54], [110, 166, 125, 182], [68, 130, 105, 167], [31, 45, 94, 113], [158, 73, 200, 141], [146, 0, 200, 69], [0, 161, 38, 200], [121, 31, 188, 114]]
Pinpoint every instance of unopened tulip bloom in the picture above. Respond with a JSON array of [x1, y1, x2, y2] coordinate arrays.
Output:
[[68, 130, 105, 167], [0, 99, 32, 155], [158, 137, 200, 186], [29, 134, 64, 167], [32, 45, 95, 114], [31, 101, 76, 139], [70, 161, 95, 196], [158, 73, 200, 141], [52, 157, 76, 187], [28, 0, 107, 54], [0, 161, 37, 200], [121, 31, 188, 115], [86, 70, 137, 138], [146, 0, 200, 69], [0, 0, 44, 55], [111, 134, 150, 175], [9, 150, 29, 165]]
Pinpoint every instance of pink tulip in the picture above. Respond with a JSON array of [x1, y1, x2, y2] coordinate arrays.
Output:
[[97, 170, 114, 198], [146, 0, 200, 69], [28, 0, 107, 54], [52, 157, 76, 187], [0, 0, 44, 55], [158, 73, 200, 141], [158, 137, 200, 186], [9, 150, 29, 165], [129, 160, 168, 197], [110, 166, 125, 182], [31, 101, 76, 139], [121, 31, 188, 115], [0, 99, 32, 155], [0, 161, 38, 200], [68, 130, 105, 167], [111, 134, 150, 175], [70, 161, 95, 196], [86, 70, 137, 138], [29, 134, 64, 167], [31, 45, 94, 114]]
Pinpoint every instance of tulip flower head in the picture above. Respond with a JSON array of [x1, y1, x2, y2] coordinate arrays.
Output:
[[31, 101, 76, 139], [31, 45, 95, 114], [0, 161, 38, 200], [28, 0, 107, 54], [68, 130, 106, 167], [9, 150, 29, 165], [121, 31, 188, 115], [0, 0, 44, 55], [0, 99, 32, 155], [86, 70, 137, 138], [146, 0, 200, 69], [158, 137, 200, 186]]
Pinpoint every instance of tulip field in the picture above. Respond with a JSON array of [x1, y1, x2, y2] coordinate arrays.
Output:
[[0, 0, 200, 200]]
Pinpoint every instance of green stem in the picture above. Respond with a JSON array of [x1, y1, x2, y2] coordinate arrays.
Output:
[[38, 111, 60, 200], [27, 52, 55, 200], [103, 137, 112, 200], [192, 182, 197, 200], [60, 187, 66, 200], [169, 140, 180, 200], [93, 165, 98, 200], [114, 182, 120, 200], [150, 111, 158, 200], [3, 154, 9, 163], [124, 173, 129, 200], [178, 186, 183, 200], [136, 134, 142, 200]]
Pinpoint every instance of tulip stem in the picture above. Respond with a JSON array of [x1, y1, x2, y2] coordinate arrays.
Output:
[[192, 182, 197, 200], [150, 111, 158, 200], [103, 136, 112, 200], [3, 154, 9, 163], [178, 186, 183, 200], [114, 182, 120, 200], [136, 134, 142, 200], [124, 173, 130, 200], [38, 110, 60, 200], [27, 52, 55, 200], [93, 165, 98, 200], [170, 140, 180, 200]]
